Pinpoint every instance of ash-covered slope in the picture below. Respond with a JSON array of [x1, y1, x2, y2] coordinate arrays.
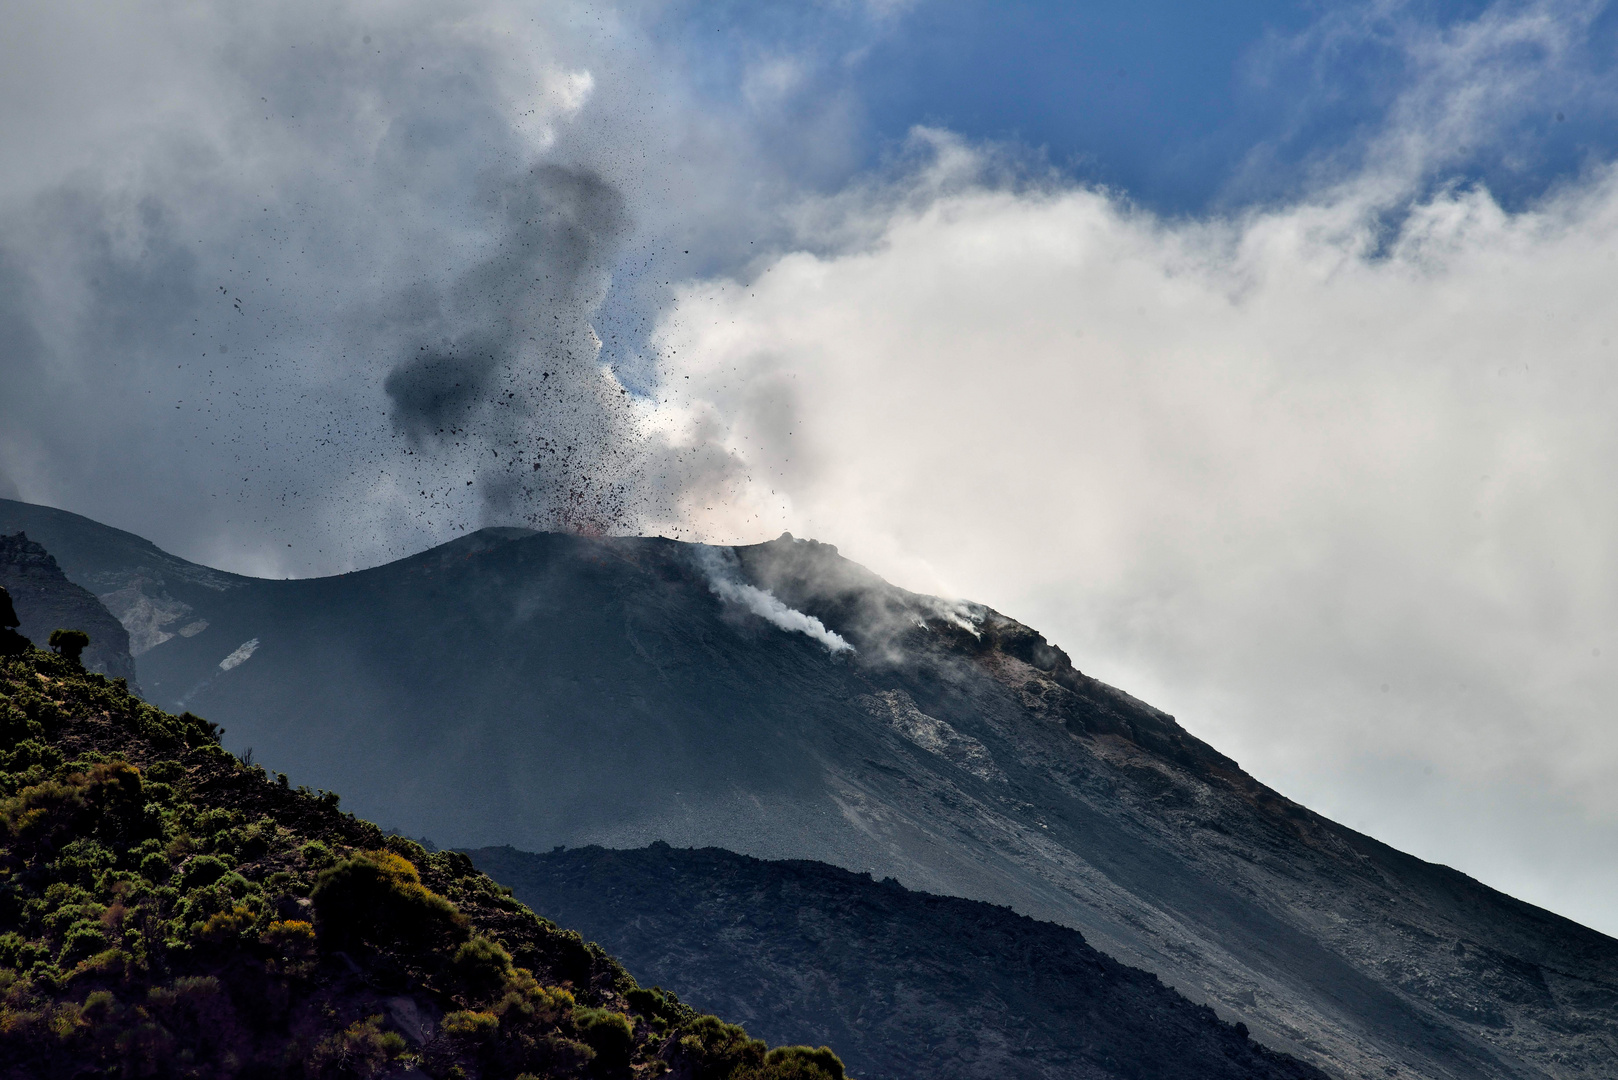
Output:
[[470, 843, 1327, 1080], [2, 497, 1615, 1080]]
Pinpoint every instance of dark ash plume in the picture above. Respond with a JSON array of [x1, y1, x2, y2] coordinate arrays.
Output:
[[383, 336, 503, 446], [383, 162, 641, 532]]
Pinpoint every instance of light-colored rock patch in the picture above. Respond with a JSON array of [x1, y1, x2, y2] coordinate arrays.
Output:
[[859, 688, 1005, 783]]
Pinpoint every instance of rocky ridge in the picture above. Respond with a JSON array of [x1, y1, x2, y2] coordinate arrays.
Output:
[[0, 530, 138, 688]]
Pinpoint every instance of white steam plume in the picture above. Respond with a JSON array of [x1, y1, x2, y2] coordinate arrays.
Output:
[[695, 546, 853, 654]]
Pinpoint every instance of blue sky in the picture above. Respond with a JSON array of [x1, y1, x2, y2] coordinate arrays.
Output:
[[653, 0, 1618, 213]]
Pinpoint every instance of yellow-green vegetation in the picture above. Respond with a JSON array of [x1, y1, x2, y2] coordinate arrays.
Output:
[[0, 644, 847, 1080]]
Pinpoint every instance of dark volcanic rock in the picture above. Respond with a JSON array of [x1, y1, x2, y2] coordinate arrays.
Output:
[[471, 843, 1329, 1080], [3, 497, 1616, 1079], [0, 531, 138, 688]]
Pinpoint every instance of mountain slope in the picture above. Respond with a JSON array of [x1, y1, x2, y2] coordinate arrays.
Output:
[[0, 530, 137, 687], [0, 644, 844, 1080], [470, 843, 1327, 1080], [2, 498, 1616, 1079], [0, 501, 243, 660]]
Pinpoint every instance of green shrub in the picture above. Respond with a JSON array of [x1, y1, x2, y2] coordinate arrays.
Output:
[[626, 986, 683, 1023], [383, 834, 429, 864], [491, 972, 574, 1028], [2, 773, 111, 855], [65, 948, 133, 984], [80, 989, 118, 1023], [738, 1046, 847, 1080], [178, 855, 232, 891], [427, 849, 477, 879], [674, 1015, 767, 1080], [574, 1007, 635, 1070], [452, 934, 514, 1003], [260, 919, 317, 959], [311, 850, 467, 949], [198, 905, 256, 944], [0, 931, 49, 971], [0, 738, 59, 775], [143, 761, 186, 785], [300, 840, 336, 869], [442, 1009, 500, 1039], [139, 851, 171, 883], [48, 630, 89, 665], [58, 921, 109, 966], [56, 838, 116, 887], [191, 808, 239, 842], [0, 704, 44, 748], [232, 817, 278, 860]]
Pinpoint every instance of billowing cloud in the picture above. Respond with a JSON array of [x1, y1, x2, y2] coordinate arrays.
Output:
[[653, 123, 1618, 931]]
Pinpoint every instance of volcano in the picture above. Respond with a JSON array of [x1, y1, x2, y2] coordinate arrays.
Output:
[[2, 496, 1614, 1079]]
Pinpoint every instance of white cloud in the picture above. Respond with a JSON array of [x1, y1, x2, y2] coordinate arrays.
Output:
[[653, 129, 1618, 932], [743, 55, 810, 111], [0, 0, 852, 575]]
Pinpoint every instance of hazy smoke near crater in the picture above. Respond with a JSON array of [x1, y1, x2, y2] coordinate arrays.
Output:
[[380, 162, 645, 534]]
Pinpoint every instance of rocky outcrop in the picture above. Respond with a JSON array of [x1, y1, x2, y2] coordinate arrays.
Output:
[[0, 499, 239, 662], [0, 531, 138, 689]]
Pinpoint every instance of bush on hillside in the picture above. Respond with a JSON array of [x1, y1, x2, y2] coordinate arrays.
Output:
[[672, 1014, 769, 1080], [741, 1045, 848, 1080], [452, 934, 516, 1002], [311, 849, 468, 949], [574, 1007, 635, 1070], [48, 628, 89, 664]]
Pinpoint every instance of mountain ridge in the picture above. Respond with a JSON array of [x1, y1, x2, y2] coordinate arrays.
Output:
[[0, 530, 138, 688], [469, 842, 1328, 1080], [1, 497, 1614, 1079]]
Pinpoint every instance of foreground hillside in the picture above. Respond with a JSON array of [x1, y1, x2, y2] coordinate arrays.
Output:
[[471, 844, 1328, 1080], [0, 646, 843, 1080], [5, 498, 1618, 1079]]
